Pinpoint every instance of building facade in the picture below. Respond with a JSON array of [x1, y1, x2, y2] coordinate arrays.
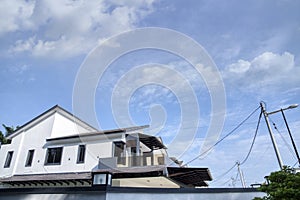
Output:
[[0, 105, 212, 188]]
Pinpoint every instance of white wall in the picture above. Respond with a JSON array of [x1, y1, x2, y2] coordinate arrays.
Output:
[[0, 111, 114, 178], [50, 112, 93, 138]]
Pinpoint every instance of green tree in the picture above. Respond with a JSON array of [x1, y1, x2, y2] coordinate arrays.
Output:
[[0, 124, 18, 145], [254, 166, 300, 200], [0, 130, 7, 144], [2, 124, 18, 136]]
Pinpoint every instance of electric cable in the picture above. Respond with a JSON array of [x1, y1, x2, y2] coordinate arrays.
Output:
[[270, 119, 297, 161], [183, 106, 261, 166], [211, 162, 238, 183], [240, 110, 262, 165], [221, 178, 232, 186], [234, 171, 240, 187], [292, 160, 298, 167]]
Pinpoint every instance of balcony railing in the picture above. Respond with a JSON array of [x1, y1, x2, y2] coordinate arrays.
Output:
[[98, 154, 167, 169]]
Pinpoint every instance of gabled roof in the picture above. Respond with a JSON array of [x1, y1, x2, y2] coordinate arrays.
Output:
[[7, 105, 98, 139]]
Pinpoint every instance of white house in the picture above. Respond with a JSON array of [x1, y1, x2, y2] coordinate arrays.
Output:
[[0, 105, 212, 188]]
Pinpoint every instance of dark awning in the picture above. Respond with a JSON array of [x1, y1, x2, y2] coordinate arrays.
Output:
[[167, 167, 212, 187], [138, 133, 166, 150], [0, 172, 92, 187]]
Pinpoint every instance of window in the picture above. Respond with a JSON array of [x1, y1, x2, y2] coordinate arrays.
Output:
[[4, 151, 14, 168], [77, 145, 86, 163], [45, 147, 63, 165], [25, 150, 34, 167], [114, 141, 125, 165]]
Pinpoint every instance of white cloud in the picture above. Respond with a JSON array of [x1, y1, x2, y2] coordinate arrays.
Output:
[[227, 59, 250, 73], [5, 0, 157, 58], [0, 0, 34, 35], [223, 51, 300, 92], [9, 37, 36, 53]]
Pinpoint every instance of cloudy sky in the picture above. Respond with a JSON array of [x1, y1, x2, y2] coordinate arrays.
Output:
[[1, 0, 300, 187]]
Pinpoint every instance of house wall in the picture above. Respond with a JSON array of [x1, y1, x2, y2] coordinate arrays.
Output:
[[0, 111, 114, 178], [50, 112, 92, 138], [0, 132, 23, 177]]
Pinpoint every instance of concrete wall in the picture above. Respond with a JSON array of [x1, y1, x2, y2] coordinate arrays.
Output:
[[1, 193, 105, 200], [0, 187, 265, 200]]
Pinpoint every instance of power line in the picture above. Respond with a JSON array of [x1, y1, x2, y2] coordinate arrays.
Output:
[[240, 110, 262, 165], [211, 162, 238, 184], [270, 119, 297, 161], [213, 110, 262, 185], [183, 106, 261, 166], [293, 160, 298, 167]]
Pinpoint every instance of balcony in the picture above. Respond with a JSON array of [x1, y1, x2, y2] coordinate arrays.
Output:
[[98, 154, 168, 170]]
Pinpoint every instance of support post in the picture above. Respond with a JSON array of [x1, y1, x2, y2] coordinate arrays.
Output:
[[237, 162, 246, 188], [260, 102, 283, 170], [281, 109, 300, 167]]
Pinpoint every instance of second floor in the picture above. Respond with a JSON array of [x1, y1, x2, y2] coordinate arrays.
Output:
[[0, 106, 171, 178]]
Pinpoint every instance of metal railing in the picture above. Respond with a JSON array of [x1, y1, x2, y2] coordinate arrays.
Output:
[[98, 155, 166, 169]]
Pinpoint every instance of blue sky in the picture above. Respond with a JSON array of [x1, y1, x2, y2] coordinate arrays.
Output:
[[1, 0, 300, 187]]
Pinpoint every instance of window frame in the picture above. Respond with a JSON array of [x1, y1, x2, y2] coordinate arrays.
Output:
[[44, 147, 63, 166], [77, 144, 86, 164], [4, 151, 14, 168], [114, 141, 125, 165], [25, 149, 35, 167]]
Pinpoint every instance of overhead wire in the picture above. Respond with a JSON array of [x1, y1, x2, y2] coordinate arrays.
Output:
[[270, 118, 297, 161], [183, 106, 261, 166], [240, 110, 262, 165], [221, 178, 233, 186], [211, 162, 238, 184], [207, 106, 264, 185], [183, 106, 260, 166], [234, 171, 240, 187], [292, 160, 298, 168]]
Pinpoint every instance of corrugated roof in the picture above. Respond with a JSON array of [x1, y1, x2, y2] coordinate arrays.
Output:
[[0, 172, 92, 187], [138, 133, 167, 150], [167, 167, 212, 187], [0, 172, 91, 182]]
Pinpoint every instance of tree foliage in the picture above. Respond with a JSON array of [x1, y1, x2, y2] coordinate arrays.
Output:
[[0, 124, 18, 145], [254, 166, 300, 200], [0, 130, 7, 144]]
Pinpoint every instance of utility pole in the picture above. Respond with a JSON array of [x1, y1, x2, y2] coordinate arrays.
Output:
[[236, 161, 246, 188], [260, 102, 284, 170], [281, 109, 300, 167]]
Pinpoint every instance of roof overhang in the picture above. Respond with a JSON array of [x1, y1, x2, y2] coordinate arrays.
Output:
[[138, 133, 166, 150], [46, 125, 151, 143], [0, 166, 212, 188], [0, 172, 92, 187], [167, 167, 212, 187], [94, 166, 212, 187]]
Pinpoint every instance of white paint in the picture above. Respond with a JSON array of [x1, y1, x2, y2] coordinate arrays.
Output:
[[50, 112, 92, 138], [0, 107, 113, 178], [0, 106, 170, 190], [12, 131, 25, 175]]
